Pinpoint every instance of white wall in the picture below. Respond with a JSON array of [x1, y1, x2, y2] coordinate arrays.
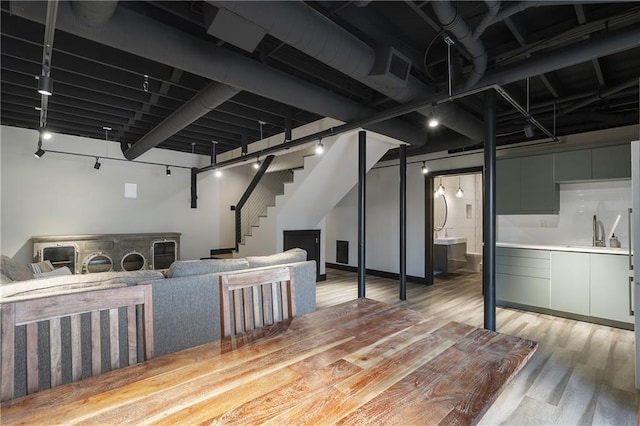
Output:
[[1, 126, 248, 263]]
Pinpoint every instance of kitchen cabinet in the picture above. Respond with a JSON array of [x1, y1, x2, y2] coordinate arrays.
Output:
[[497, 154, 558, 214], [550, 251, 590, 315], [592, 144, 631, 180], [554, 144, 631, 182], [590, 253, 633, 324], [496, 247, 550, 308], [554, 149, 591, 182]]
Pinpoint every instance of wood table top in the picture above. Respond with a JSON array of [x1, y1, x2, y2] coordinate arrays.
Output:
[[1, 298, 537, 425]]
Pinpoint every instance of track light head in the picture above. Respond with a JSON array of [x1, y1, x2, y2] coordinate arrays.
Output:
[[524, 122, 535, 138], [94, 157, 101, 170], [37, 74, 53, 96], [34, 148, 45, 158], [166, 166, 171, 176], [315, 140, 324, 155]]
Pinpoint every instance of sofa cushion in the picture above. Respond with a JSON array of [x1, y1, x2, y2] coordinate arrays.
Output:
[[1, 255, 34, 281], [245, 248, 307, 268], [167, 258, 250, 278]]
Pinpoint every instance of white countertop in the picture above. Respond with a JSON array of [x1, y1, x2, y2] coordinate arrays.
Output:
[[497, 242, 631, 255], [434, 237, 467, 245]]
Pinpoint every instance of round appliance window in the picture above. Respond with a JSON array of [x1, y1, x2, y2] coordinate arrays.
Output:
[[121, 252, 146, 271], [84, 253, 113, 273]]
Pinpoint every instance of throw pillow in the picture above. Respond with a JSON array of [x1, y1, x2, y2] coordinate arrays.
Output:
[[0, 255, 34, 281], [29, 260, 55, 277], [245, 248, 307, 268], [167, 258, 250, 278]]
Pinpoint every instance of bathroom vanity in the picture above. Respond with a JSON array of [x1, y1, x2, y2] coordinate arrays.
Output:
[[434, 237, 467, 273], [496, 243, 633, 329]]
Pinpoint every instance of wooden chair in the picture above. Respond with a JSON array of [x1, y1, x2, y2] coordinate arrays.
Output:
[[219, 265, 296, 337], [1, 284, 153, 401]]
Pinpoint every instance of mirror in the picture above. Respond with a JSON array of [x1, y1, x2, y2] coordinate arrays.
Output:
[[434, 194, 447, 231]]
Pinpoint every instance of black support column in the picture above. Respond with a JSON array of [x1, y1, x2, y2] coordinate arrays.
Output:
[[358, 130, 366, 298], [425, 175, 434, 286], [399, 144, 407, 300], [483, 89, 497, 331]]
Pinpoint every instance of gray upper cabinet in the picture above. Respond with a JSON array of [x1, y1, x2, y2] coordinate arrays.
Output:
[[553, 144, 630, 182], [497, 154, 558, 214], [554, 149, 591, 182], [592, 144, 631, 180]]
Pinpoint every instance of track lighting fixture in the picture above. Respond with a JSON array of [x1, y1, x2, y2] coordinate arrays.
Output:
[[455, 176, 464, 198], [523, 122, 535, 138], [166, 165, 171, 176], [421, 161, 428, 175], [253, 157, 261, 169], [215, 170, 223, 178], [41, 130, 52, 140], [37, 74, 53, 96], [34, 135, 45, 158], [93, 157, 101, 170], [315, 139, 324, 155], [428, 103, 439, 128]]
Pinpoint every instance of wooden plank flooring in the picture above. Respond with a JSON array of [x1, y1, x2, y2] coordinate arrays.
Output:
[[318, 268, 639, 425]]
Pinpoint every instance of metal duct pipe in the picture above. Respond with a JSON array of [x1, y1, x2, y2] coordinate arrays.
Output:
[[478, 24, 640, 88], [123, 82, 240, 160], [472, 1, 501, 40], [432, 0, 487, 90], [71, 0, 117, 27], [208, 1, 484, 141], [10, 0, 426, 147]]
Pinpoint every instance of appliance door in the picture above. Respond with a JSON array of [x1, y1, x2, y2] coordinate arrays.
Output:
[[632, 140, 639, 389]]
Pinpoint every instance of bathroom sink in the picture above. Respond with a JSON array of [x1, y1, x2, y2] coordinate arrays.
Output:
[[434, 237, 467, 245]]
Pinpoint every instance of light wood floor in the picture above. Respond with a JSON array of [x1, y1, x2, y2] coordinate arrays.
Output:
[[317, 268, 639, 425]]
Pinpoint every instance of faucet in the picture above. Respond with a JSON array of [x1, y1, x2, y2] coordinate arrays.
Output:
[[592, 215, 605, 247]]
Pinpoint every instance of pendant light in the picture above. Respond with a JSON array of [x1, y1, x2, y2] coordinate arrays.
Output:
[[436, 177, 445, 196], [421, 161, 428, 175], [455, 176, 464, 198], [315, 138, 324, 155], [253, 156, 261, 169]]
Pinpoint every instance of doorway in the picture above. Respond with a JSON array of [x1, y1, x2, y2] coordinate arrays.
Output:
[[426, 167, 483, 280]]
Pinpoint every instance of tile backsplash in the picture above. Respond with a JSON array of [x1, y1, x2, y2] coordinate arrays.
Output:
[[498, 180, 632, 248]]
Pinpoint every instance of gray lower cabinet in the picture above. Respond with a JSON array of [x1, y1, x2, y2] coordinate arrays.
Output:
[[550, 251, 590, 315], [496, 247, 550, 308], [590, 253, 633, 324]]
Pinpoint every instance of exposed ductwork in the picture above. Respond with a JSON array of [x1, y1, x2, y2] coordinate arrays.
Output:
[[431, 0, 488, 90], [472, 1, 501, 40], [207, 1, 485, 141], [70, 0, 118, 28], [122, 82, 241, 160], [10, 0, 427, 148]]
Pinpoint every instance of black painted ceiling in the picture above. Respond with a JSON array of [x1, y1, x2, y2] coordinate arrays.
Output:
[[2, 1, 639, 158]]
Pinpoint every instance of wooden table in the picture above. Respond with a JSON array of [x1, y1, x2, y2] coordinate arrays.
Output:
[[1, 298, 537, 425]]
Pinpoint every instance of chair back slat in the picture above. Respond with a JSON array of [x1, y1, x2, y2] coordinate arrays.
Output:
[[0, 285, 153, 402], [219, 266, 296, 337]]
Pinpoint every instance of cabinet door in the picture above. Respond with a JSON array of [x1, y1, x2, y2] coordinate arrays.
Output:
[[590, 254, 633, 323], [592, 144, 631, 180], [520, 154, 557, 213], [554, 149, 591, 182], [496, 158, 521, 214], [550, 252, 590, 315]]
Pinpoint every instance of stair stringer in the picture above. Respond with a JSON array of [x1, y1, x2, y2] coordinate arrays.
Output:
[[237, 129, 401, 258]]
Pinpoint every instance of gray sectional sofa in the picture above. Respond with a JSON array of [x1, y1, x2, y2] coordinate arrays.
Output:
[[1, 248, 317, 398]]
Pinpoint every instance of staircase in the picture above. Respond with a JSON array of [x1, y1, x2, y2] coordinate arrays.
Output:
[[236, 129, 401, 257]]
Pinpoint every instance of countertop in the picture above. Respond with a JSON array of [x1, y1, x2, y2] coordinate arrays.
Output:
[[497, 242, 632, 255]]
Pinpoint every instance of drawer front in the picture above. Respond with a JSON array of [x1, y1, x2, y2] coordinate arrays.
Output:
[[497, 255, 550, 271], [496, 247, 550, 259], [497, 263, 550, 279], [497, 273, 550, 308]]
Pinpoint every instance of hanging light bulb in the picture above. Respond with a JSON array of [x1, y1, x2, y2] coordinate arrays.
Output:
[[166, 165, 171, 176], [253, 157, 261, 169], [315, 138, 324, 155], [428, 103, 439, 128], [215, 170, 223, 178], [436, 178, 445, 196], [421, 161, 428, 175], [455, 176, 464, 198]]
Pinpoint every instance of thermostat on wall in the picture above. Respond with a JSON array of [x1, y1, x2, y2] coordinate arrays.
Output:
[[124, 183, 137, 198]]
